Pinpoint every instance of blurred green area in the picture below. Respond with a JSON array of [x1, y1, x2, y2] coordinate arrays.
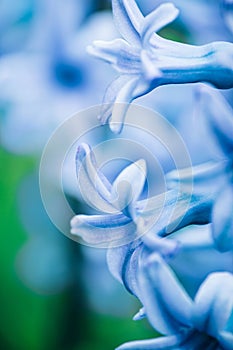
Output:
[[0, 147, 156, 350]]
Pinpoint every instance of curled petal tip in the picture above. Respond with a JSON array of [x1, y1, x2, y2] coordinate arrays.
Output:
[[110, 121, 123, 134], [76, 143, 90, 162], [86, 44, 98, 57], [144, 252, 161, 268], [133, 307, 146, 321]]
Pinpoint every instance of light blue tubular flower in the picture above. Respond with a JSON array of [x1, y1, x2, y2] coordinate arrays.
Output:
[[116, 253, 233, 350], [70, 143, 227, 248], [87, 0, 233, 133], [197, 86, 233, 252], [70, 150, 233, 348]]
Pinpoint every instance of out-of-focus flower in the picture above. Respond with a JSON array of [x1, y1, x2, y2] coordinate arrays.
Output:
[[88, 0, 233, 133], [140, 0, 232, 44], [0, 3, 117, 154], [0, 0, 35, 54], [222, 0, 233, 34]]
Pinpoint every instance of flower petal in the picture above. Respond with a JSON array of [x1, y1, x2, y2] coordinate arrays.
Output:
[[166, 161, 226, 195], [136, 188, 213, 239], [111, 159, 147, 216], [116, 333, 185, 350], [87, 39, 140, 73], [110, 76, 139, 133], [112, 0, 143, 46], [141, 50, 162, 81], [76, 143, 115, 213], [139, 253, 192, 335], [133, 307, 146, 321], [212, 182, 233, 252], [141, 3, 179, 47], [198, 86, 233, 159], [107, 240, 143, 296], [71, 212, 136, 247], [99, 74, 132, 125], [192, 272, 233, 347]]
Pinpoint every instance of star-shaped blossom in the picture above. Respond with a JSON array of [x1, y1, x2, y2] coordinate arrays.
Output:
[[70, 143, 224, 248], [116, 254, 233, 350], [88, 0, 233, 133]]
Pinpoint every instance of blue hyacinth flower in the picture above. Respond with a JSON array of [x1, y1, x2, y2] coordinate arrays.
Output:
[[116, 253, 233, 350], [88, 0, 233, 133], [70, 143, 227, 248]]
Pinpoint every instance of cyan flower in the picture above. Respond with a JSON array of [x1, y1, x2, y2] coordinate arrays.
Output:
[[71, 144, 224, 247], [88, 0, 233, 133], [116, 253, 233, 350]]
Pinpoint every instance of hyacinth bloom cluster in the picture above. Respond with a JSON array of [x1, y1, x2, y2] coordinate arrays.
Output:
[[71, 0, 233, 349], [71, 143, 233, 349], [88, 0, 233, 133]]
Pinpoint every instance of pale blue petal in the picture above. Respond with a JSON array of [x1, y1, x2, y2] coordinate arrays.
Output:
[[71, 212, 136, 246], [76, 143, 115, 213], [99, 74, 132, 125], [110, 76, 139, 133], [139, 253, 192, 335], [87, 39, 129, 64], [111, 159, 146, 216], [192, 272, 233, 342], [116, 333, 185, 350], [166, 161, 226, 195], [131, 77, 154, 99], [198, 86, 233, 158], [141, 3, 179, 47], [117, 332, 220, 349], [87, 39, 140, 73], [141, 50, 162, 81], [100, 77, 152, 132], [112, 0, 143, 46], [142, 232, 180, 260], [107, 241, 143, 297], [148, 42, 233, 90], [212, 183, 233, 252], [136, 189, 213, 239], [133, 307, 146, 321]]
